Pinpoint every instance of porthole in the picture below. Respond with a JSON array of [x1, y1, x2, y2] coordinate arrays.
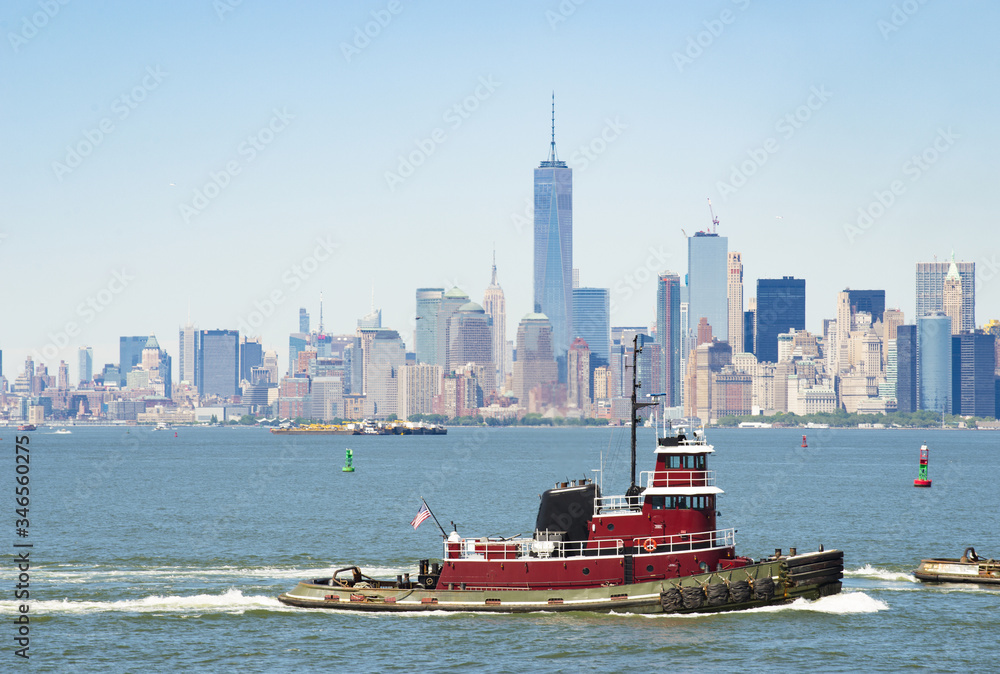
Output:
[[607, 523, 615, 531], [646, 565, 654, 573], [582, 567, 590, 575]]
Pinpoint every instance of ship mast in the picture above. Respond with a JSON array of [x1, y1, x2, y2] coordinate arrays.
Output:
[[627, 334, 658, 497]]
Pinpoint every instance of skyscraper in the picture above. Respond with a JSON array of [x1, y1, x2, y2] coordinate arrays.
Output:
[[299, 308, 310, 333], [366, 329, 406, 418], [119, 335, 150, 386], [240, 336, 263, 384], [437, 287, 470, 370], [197, 329, 239, 399], [744, 302, 756, 357], [482, 255, 506, 388], [572, 287, 610, 367], [77, 346, 93, 386], [895, 325, 917, 414], [448, 302, 493, 380], [655, 273, 681, 406], [755, 277, 806, 364], [917, 312, 952, 413], [568, 337, 591, 411], [952, 331, 996, 417], [687, 232, 729, 351], [942, 255, 963, 335], [512, 313, 558, 404], [727, 252, 744, 353], [179, 322, 197, 384], [916, 257, 975, 329], [415, 288, 445, 365], [533, 96, 573, 370], [288, 333, 308, 377], [845, 289, 886, 325]]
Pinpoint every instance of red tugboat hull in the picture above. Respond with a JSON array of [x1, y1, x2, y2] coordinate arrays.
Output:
[[278, 550, 844, 613]]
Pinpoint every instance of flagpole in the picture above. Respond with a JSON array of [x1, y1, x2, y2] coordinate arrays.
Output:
[[420, 496, 449, 538]]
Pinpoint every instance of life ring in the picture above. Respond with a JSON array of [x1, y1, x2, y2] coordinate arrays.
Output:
[[643, 538, 657, 552]]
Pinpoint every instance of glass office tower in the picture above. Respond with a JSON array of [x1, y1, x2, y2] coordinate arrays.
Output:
[[917, 312, 952, 413], [687, 232, 729, 349], [895, 324, 917, 414], [534, 107, 573, 370], [656, 273, 682, 406], [755, 277, 806, 364], [572, 287, 610, 368], [197, 329, 239, 399]]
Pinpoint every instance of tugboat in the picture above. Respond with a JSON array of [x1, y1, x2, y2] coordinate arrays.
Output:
[[914, 547, 1000, 585], [278, 336, 844, 613]]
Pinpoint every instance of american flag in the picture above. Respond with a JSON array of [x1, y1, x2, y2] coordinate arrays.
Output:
[[410, 503, 432, 530]]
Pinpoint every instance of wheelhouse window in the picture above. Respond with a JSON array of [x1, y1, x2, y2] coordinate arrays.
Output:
[[666, 495, 715, 510], [665, 455, 707, 470]]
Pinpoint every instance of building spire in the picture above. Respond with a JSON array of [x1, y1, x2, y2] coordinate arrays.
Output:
[[946, 250, 960, 280], [319, 291, 324, 334], [549, 91, 558, 162], [490, 244, 498, 286]]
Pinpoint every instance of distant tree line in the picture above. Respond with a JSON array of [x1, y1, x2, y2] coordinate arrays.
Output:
[[715, 409, 992, 428]]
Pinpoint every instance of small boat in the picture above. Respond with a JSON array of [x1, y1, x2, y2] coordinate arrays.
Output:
[[914, 547, 1000, 585], [278, 335, 844, 614], [54, 428, 72, 435], [17, 424, 36, 432]]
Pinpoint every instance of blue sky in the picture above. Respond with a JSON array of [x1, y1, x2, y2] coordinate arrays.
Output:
[[2, 1, 998, 380]]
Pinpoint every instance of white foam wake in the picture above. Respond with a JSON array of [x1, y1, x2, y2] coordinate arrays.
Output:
[[740, 591, 888, 614], [621, 590, 888, 619], [39, 564, 418, 584], [0, 588, 296, 615], [843, 564, 918, 583]]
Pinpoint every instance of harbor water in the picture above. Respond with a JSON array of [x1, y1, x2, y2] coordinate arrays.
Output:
[[3, 426, 997, 671]]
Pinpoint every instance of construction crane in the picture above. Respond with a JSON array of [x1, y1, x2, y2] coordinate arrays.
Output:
[[707, 198, 720, 234]]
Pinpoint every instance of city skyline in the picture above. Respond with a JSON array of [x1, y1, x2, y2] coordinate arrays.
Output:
[[3, 3, 999, 378]]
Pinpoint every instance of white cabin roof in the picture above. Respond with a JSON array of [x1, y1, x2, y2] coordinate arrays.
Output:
[[653, 444, 715, 455], [641, 486, 724, 496]]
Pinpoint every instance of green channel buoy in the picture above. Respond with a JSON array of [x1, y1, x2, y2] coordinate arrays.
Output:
[[342, 448, 355, 473]]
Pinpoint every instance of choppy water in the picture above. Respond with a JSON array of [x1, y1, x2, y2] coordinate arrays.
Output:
[[2, 426, 997, 671]]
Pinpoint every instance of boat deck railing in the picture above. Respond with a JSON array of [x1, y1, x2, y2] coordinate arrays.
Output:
[[444, 528, 737, 561], [632, 528, 736, 554], [446, 536, 625, 561], [593, 494, 644, 513], [639, 470, 716, 489]]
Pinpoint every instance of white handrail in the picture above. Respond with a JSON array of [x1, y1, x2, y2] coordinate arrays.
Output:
[[639, 470, 716, 488], [442, 528, 736, 560]]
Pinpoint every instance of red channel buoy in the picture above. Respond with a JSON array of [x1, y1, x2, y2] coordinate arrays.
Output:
[[801, 435, 807, 448], [914, 443, 932, 487]]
